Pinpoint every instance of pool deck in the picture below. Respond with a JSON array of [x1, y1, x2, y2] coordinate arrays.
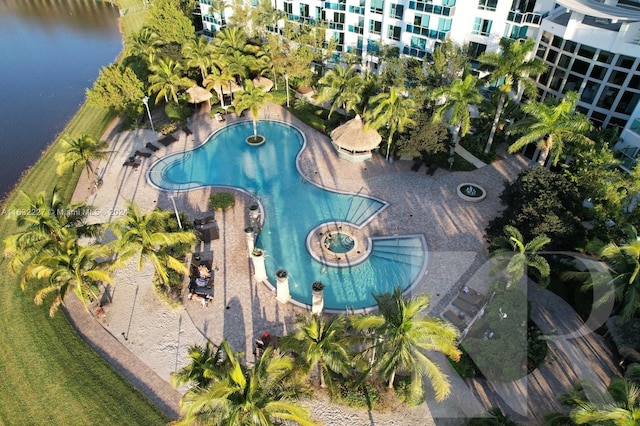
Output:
[[66, 102, 620, 425]]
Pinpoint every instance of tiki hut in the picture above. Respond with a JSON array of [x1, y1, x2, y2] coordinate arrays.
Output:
[[210, 80, 243, 107], [252, 76, 274, 92], [186, 86, 213, 111], [329, 115, 381, 162]]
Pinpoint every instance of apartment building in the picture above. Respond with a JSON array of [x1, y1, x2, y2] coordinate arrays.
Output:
[[198, 0, 640, 163]]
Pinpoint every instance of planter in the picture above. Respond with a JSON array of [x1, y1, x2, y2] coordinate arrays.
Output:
[[311, 281, 324, 314], [250, 249, 267, 281], [457, 183, 487, 202], [275, 269, 291, 304], [245, 228, 255, 255], [246, 135, 265, 146], [249, 204, 260, 221]]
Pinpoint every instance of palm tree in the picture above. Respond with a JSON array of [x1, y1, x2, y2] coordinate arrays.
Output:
[[21, 236, 113, 317], [366, 86, 416, 161], [545, 378, 640, 425], [351, 287, 461, 402], [176, 340, 318, 425], [595, 225, 640, 320], [315, 64, 364, 119], [148, 57, 194, 104], [203, 66, 234, 108], [3, 189, 99, 285], [478, 38, 547, 154], [507, 91, 594, 167], [108, 202, 196, 285], [222, 49, 251, 88], [234, 80, 272, 141], [172, 341, 232, 389], [182, 35, 215, 81], [124, 27, 161, 63], [489, 225, 551, 289], [431, 74, 484, 167], [213, 26, 249, 54], [279, 314, 351, 390], [54, 134, 110, 183]]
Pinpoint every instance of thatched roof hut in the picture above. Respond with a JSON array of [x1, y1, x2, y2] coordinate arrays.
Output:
[[329, 115, 381, 162], [186, 86, 213, 104], [252, 76, 274, 92]]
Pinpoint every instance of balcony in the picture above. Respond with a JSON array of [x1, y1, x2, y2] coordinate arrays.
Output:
[[507, 10, 544, 25], [408, 1, 455, 16], [405, 24, 448, 40], [403, 46, 428, 58]]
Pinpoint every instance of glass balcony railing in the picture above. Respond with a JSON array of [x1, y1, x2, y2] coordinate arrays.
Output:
[[408, 2, 455, 16], [403, 46, 428, 58], [507, 10, 544, 25], [405, 24, 448, 40]]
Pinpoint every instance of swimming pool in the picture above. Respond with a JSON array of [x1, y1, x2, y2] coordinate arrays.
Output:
[[148, 120, 427, 310]]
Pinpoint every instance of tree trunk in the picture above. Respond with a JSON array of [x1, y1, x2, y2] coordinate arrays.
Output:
[[385, 133, 393, 162], [388, 369, 396, 389], [319, 361, 326, 388], [484, 93, 506, 154], [539, 136, 552, 168]]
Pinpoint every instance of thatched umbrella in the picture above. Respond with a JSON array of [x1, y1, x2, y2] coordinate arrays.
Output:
[[210, 81, 243, 107], [330, 115, 381, 161], [252, 76, 274, 92], [186, 86, 213, 110]]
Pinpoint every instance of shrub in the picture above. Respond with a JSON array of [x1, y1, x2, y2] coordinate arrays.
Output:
[[165, 102, 191, 122], [159, 122, 178, 135], [208, 192, 235, 211]]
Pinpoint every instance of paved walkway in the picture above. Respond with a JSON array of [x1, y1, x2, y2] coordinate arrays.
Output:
[[64, 103, 620, 425]]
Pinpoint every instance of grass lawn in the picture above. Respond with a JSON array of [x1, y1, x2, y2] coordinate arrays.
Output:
[[0, 102, 168, 425], [0, 1, 168, 422]]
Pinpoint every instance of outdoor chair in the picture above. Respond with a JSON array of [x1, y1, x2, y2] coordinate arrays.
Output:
[[182, 126, 193, 136], [411, 161, 423, 172], [452, 296, 478, 316], [145, 142, 160, 152], [123, 157, 141, 168], [426, 164, 438, 176], [159, 135, 177, 147], [134, 150, 152, 158], [443, 310, 467, 331]]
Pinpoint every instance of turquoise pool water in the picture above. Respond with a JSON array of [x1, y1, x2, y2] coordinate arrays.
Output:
[[148, 120, 426, 310]]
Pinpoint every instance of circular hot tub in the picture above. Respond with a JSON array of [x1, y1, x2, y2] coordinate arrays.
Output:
[[306, 222, 371, 267]]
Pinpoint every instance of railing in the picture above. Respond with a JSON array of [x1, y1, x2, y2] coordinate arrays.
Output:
[[405, 24, 448, 40], [507, 10, 544, 25], [408, 1, 455, 16]]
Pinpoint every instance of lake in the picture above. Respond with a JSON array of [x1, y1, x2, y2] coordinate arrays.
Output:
[[0, 0, 123, 200]]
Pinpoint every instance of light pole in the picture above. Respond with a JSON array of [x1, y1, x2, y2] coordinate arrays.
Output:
[[499, 308, 507, 319], [285, 73, 290, 108], [169, 193, 182, 229], [142, 96, 155, 133]]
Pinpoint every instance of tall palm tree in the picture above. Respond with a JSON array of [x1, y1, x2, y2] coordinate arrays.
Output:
[[182, 35, 215, 81], [545, 378, 640, 425], [172, 341, 232, 389], [203, 66, 234, 108], [223, 49, 252, 88], [54, 134, 110, 183], [148, 57, 194, 104], [507, 91, 594, 167], [351, 287, 461, 402], [213, 26, 249, 54], [279, 314, 351, 390], [489, 225, 551, 289], [21, 236, 113, 317], [315, 64, 364, 119], [478, 38, 547, 154], [108, 202, 196, 285], [176, 340, 318, 425], [431, 74, 484, 167], [3, 189, 99, 285], [234, 80, 272, 140], [366, 86, 416, 161]]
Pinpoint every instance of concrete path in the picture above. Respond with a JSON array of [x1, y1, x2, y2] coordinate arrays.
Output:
[[455, 144, 487, 168]]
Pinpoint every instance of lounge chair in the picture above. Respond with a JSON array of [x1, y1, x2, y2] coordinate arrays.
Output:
[[459, 289, 486, 307], [411, 161, 423, 172], [134, 150, 152, 158], [145, 142, 160, 152], [452, 296, 478, 316], [443, 310, 467, 331], [215, 112, 225, 123], [182, 126, 193, 136], [123, 157, 141, 168], [426, 164, 438, 176], [159, 135, 177, 147]]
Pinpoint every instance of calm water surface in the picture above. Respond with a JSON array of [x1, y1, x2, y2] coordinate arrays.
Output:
[[0, 0, 122, 200]]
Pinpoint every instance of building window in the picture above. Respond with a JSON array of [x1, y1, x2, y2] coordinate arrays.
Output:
[[472, 18, 492, 36], [438, 17, 452, 31], [609, 70, 628, 86], [597, 86, 620, 109], [504, 24, 527, 40], [390, 3, 404, 19], [511, 0, 535, 13], [370, 0, 384, 14], [370, 20, 382, 34], [571, 58, 590, 75], [630, 118, 640, 135], [410, 35, 426, 50], [478, 0, 498, 10], [616, 91, 640, 114], [617, 55, 636, 69], [581, 81, 601, 103], [563, 40, 577, 53], [468, 41, 487, 59], [597, 50, 614, 64], [413, 13, 429, 28], [300, 3, 309, 17], [284, 2, 292, 14], [577, 44, 596, 59], [388, 25, 401, 40]]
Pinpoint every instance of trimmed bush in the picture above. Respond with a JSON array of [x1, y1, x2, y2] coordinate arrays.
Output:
[[208, 192, 235, 211], [165, 102, 191, 122]]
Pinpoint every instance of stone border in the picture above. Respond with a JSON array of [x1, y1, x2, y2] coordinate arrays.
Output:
[[306, 221, 372, 267], [246, 135, 265, 146], [457, 183, 487, 202]]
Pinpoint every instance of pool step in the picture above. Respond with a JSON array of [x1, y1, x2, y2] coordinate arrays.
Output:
[[370, 237, 425, 267], [344, 197, 384, 226]]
